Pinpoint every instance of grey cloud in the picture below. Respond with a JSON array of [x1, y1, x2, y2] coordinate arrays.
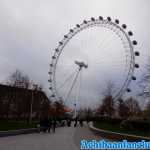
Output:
[[0, 0, 150, 108]]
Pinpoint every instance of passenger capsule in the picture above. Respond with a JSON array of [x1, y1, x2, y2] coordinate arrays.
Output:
[[91, 17, 95, 21], [48, 71, 52, 74], [135, 64, 139, 68], [59, 41, 63, 45], [133, 40, 137, 45], [128, 31, 133, 36], [70, 29, 74, 33], [52, 56, 56, 59], [135, 51, 140, 56], [76, 24, 80, 28], [122, 24, 127, 29], [99, 16, 103, 20], [55, 49, 59, 52], [107, 17, 111, 21], [64, 35, 68, 38], [51, 94, 55, 97], [83, 20, 87, 24], [115, 19, 119, 24], [132, 76, 136, 80], [127, 88, 131, 92]]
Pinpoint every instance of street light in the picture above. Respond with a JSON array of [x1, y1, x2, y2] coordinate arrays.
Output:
[[29, 84, 38, 124]]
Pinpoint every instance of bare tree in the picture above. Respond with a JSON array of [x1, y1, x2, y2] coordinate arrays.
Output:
[[117, 98, 129, 119], [100, 96, 115, 117], [7, 70, 30, 89], [53, 100, 66, 119], [97, 81, 116, 117], [125, 97, 141, 117], [143, 100, 150, 119], [102, 81, 116, 97], [139, 57, 150, 98]]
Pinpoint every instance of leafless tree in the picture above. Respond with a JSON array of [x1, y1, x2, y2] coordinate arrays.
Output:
[[97, 81, 116, 117], [125, 97, 141, 117], [134, 57, 150, 118], [100, 95, 115, 117], [117, 98, 129, 119], [7, 69, 30, 89], [138, 57, 150, 99], [52, 100, 66, 118], [102, 80, 116, 97], [143, 100, 150, 119]]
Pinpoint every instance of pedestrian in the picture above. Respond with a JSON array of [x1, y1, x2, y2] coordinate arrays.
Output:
[[40, 118, 47, 132], [79, 119, 83, 127], [52, 118, 56, 133], [74, 117, 78, 127], [69, 119, 71, 127], [67, 119, 71, 127], [44, 118, 50, 132], [86, 117, 90, 124], [48, 118, 52, 133]]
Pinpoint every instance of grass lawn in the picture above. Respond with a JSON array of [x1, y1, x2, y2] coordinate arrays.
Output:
[[0, 121, 37, 131], [94, 121, 150, 138]]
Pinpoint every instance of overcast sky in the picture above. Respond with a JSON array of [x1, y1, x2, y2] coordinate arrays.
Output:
[[0, 0, 150, 108]]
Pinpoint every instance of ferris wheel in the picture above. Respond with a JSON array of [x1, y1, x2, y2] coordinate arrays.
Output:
[[48, 16, 140, 110]]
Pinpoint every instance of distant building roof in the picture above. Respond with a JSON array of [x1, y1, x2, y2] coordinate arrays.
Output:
[[0, 84, 49, 101]]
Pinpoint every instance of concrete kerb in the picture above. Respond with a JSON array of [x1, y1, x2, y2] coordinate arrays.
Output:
[[0, 128, 38, 137], [89, 123, 150, 141]]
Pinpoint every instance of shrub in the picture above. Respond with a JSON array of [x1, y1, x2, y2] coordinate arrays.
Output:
[[94, 116, 123, 125], [120, 118, 150, 131]]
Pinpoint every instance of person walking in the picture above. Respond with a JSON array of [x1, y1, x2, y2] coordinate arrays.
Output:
[[74, 117, 78, 127], [67, 119, 71, 127], [52, 118, 56, 133], [79, 119, 83, 127], [48, 118, 52, 133], [40, 117, 47, 132]]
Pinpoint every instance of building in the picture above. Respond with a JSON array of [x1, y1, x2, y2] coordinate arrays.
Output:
[[0, 84, 50, 120]]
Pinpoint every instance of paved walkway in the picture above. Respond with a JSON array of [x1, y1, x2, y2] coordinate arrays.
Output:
[[0, 124, 101, 150]]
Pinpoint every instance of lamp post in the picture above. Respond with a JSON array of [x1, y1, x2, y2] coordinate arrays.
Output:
[[29, 84, 38, 124]]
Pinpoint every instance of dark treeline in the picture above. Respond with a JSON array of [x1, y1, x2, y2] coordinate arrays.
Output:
[[90, 95, 150, 132], [96, 96, 143, 119]]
